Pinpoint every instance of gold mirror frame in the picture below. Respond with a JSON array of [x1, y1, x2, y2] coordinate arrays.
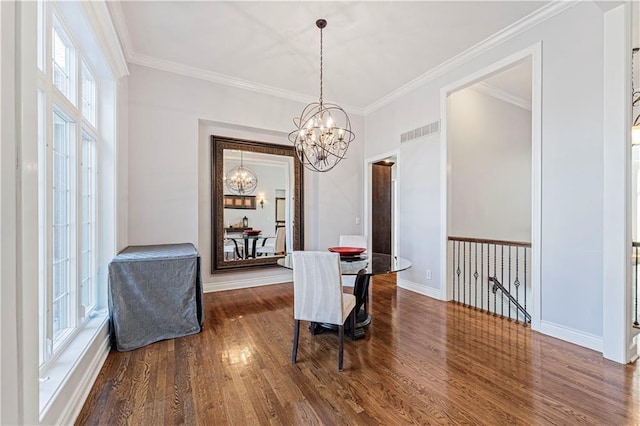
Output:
[[211, 135, 304, 273]]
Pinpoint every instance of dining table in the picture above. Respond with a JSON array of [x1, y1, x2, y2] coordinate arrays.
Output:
[[278, 252, 412, 339], [227, 232, 265, 259]]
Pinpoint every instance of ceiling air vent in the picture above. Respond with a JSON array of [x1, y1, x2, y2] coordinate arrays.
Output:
[[400, 120, 440, 143]]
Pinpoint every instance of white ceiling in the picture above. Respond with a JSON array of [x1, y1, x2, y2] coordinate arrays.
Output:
[[109, 1, 548, 111]]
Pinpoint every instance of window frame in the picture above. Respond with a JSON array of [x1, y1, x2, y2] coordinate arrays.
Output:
[[81, 62, 97, 127], [51, 17, 76, 106], [37, 3, 101, 374]]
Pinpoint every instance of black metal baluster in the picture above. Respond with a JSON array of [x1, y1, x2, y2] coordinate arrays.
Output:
[[500, 245, 504, 319], [462, 242, 466, 306], [480, 243, 484, 313], [487, 243, 490, 315], [524, 247, 528, 327], [452, 241, 456, 303], [508, 246, 512, 321], [468, 242, 472, 308], [456, 241, 461, 304], [474, 242, 478, 311], [514, 247, 520, 324], [493, 244, 497, 317]]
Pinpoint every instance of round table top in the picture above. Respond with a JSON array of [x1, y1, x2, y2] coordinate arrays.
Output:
[[277, 252, 411, 276]]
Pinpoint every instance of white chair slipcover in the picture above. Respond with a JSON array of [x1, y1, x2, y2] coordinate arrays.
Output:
[[291, 251, 356, 371], [256, 227, 286, 256], [339, 235, 368, 288]]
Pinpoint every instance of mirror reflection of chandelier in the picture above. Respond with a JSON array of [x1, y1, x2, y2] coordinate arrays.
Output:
[[225, 152, 258, 195], [289, 19, 355, 172]]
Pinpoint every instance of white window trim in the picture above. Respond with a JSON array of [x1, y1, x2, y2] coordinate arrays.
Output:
[[37, 3, 118, 413]]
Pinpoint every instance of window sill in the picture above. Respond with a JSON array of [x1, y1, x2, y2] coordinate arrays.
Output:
[[39, 312, 109, 423]]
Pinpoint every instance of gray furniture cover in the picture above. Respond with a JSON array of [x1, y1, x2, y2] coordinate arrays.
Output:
[[108, 243, 203, 351]]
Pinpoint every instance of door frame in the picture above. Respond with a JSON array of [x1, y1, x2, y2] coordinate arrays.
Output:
[[439, 43, 542, 331], [364, 149, 399, 259]]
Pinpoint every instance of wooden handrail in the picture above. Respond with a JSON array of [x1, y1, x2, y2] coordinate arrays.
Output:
[[448, 236, 531, 248]]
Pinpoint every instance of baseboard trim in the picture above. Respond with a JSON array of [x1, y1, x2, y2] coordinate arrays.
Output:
[[204, 272, 293, 293], [38, 318, 111, 425], [539, 320, 603, 353], [397, 278, 442, 300], [61, 334, 110, 425]]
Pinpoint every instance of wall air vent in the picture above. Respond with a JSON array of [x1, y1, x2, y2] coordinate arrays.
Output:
[[400, 120, 440, 143]]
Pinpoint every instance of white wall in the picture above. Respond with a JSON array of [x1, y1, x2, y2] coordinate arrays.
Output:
[[365, 2, 606, 345], [127, 64, 364, 290], [1, 2, 20, 423], [449, 87, 531, 241]]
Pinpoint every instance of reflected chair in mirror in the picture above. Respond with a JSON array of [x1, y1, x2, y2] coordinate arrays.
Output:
[[223, 239, 242, 260], [291, 251, 356, 372], [256, 227, 286, 257]]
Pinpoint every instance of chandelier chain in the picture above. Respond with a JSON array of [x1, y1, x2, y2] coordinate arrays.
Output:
[[319, 25, 323, 105], [288, 18, 354, 172]]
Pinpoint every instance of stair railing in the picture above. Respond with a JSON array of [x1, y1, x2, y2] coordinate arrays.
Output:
[[448, 236, 532, 326]]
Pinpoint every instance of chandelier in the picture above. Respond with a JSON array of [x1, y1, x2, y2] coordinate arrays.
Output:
[[289, 19, 355, 172], [225, 152, 257, 195]]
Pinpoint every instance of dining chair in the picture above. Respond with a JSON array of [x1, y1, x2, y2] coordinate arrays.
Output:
[[256, 227, 286, 256], [291, 251, 356, 371], [339, 235, 367, 287], [223, 238, 242, 260]]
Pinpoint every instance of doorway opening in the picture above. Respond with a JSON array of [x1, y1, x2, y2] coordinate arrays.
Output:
[[440, 45, 541, 330], [365, 152, 399, 261]]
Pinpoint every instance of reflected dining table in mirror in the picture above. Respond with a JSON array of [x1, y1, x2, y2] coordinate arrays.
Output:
[[278, 252, 412, 339], [226, 231, 265, 259]]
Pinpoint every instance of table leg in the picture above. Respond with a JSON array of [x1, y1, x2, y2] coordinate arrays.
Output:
[[251, 238, 258, 258], [350, 274, 371, 339]]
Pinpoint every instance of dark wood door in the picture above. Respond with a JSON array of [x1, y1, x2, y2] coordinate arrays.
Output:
[[372, 162, 392, 254]]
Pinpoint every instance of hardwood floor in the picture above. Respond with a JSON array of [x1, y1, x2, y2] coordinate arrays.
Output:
[[77, 274, 640, 425]]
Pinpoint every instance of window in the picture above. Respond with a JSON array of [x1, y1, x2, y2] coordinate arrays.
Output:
[[81, 63, 96, 125], [52, 22, 75, 104], [38, 7, 101, 371], [34, 0, 119, 418], [52, 111, 75, 346], [80, 134, 96, 315]]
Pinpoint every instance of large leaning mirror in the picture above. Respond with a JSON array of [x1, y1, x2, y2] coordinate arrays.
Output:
[[211, 135, 304, 272]]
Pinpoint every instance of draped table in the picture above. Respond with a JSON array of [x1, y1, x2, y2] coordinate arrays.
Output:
[[108, 243, 203, 351]]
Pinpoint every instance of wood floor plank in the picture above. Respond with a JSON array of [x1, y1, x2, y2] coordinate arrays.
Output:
[[77, 274, 640, 425]]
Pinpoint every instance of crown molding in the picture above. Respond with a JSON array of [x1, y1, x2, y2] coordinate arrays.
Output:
[[104, 1, 134, 62], [129, 52, 365, 116], [110, 1, 573, 116], [473, 81, 532, 111], [81, 1, 129, 78], [362, 1, 577, 115]]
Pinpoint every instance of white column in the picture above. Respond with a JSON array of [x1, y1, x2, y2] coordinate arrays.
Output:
[[602, 3, 634, 364]]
